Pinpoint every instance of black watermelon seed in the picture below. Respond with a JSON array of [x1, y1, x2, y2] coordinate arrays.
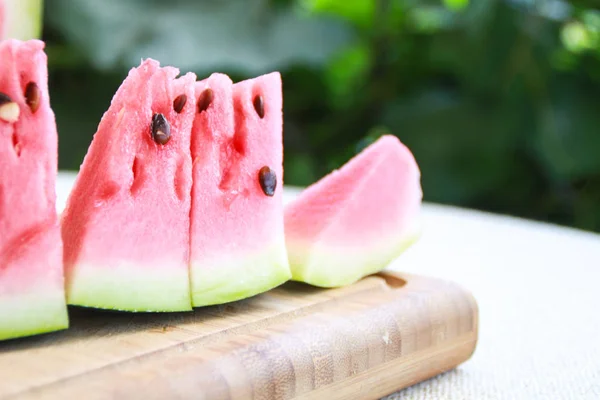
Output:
[[151, 113, 171, 145], [173, 94, 187, 114], [197, 88, 214, 113], [0, 92, 12, 105], [253, 95, 264, 118], [258, 166, 276, 197], [24, 82, 41, 113]]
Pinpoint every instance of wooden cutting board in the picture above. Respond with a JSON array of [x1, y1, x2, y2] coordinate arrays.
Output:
[[0, 272, 478, 400]]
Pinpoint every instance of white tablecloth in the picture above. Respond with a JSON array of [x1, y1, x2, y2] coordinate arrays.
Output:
[[56, 172, 600, 399]]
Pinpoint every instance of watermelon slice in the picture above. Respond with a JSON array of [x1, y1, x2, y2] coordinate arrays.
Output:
[[284, 135, 422, 287], [0, 0, 44, 40], [188, 72, 291, 306], [0, 39, 68, 340], [61, 60, 197, 312]]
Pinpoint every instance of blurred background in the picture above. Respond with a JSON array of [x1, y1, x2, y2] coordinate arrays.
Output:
[[36, 0, 600, 232]]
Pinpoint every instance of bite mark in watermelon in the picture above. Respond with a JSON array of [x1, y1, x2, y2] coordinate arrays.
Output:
[[0, 39, 68, 340], [61, 60, 197, 312], [284, 135, 422, 287], [188, 72, 291, 306]]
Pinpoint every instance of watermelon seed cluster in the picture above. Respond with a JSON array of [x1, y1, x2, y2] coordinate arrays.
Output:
[[151, 113, 171, 145], [172, 94, 187, 114], [0, 92, 19, 123], [24, 82, 40, 113], [253, 95, 264, 118], [259, 166, 277, 197], [197, 88, 213, 113]]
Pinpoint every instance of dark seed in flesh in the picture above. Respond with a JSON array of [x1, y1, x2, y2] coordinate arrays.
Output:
[[0, 92, 12, 105], [151, 113, 171, 145], [173, 94, 187, 113], [197, 88, 213, 113], [258, 166, 276, 197], [24, 82, 41, 113], [253, 95, 264, 118]]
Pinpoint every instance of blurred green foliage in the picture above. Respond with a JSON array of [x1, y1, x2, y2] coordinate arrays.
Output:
[[43, 0, 600, 232]]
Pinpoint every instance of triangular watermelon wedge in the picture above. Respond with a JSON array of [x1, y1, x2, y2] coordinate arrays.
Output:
[[0, 39, 68, 339], [61, 60, 197, 312], [284, 135, 422, 287], [188, 72, 291, 306]]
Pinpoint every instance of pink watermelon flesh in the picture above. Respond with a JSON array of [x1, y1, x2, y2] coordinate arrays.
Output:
[[61, 60, 196, 311], [0, 39, 68, 339], [189, 72, 290, 306], [284, 135, 422, 287]]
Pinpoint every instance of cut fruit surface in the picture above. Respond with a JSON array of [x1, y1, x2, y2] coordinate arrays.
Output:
[[0, 39, 68, 339], [188, 72, 291, 307], [61, 59, 196, 312], [284, 135, 423, 287]]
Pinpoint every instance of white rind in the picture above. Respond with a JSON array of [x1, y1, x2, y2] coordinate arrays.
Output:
[[288, 222, 422, 288], [2, 0, 43, 40], [0, 289, 68, 340], [190, 243, 291, 307], [66, 260, 192, 312]]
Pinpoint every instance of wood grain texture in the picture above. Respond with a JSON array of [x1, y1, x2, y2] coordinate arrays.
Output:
[[0, 272, 478, 400]]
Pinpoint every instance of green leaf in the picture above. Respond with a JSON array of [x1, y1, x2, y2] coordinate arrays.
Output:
[[300, 0, 375, 28], [561, 20, 595, 53], [443, 0, 469, 12], [324, 42, 372, 110], [45, 0, 353, 74]]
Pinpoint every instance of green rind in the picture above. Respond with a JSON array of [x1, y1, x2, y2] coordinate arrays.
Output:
[[3, 0, 44, 40], [289, 228, 422, 288], [67, 261, 192, 312], [0, 290, 68, 341], [190, 245, 291, 307]]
